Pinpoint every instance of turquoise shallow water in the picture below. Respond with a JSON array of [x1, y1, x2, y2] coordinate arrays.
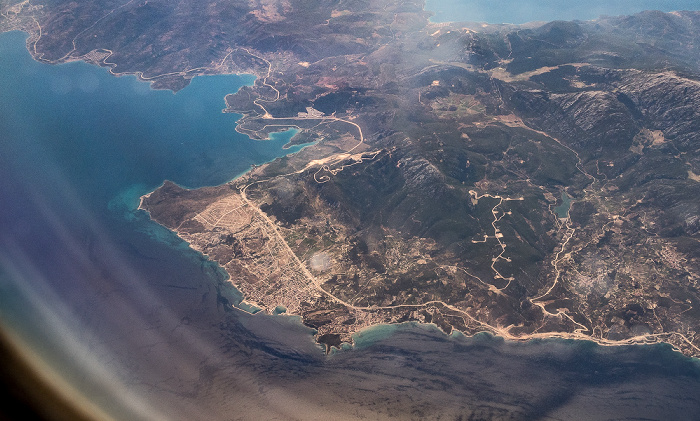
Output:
[[0, 29, 302, 351], [2, 28, 700, 419], [425, 0, 700, 24], [0, 30, 299, 201]]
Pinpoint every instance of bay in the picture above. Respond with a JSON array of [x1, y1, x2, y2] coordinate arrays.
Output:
[[0, 29, 315, 418], [2, 27, 700, 420]]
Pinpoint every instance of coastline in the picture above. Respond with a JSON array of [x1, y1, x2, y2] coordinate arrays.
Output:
[[137, 183, 700, 360], [10, 6, 700, 359], [4, 3, 700, 419]]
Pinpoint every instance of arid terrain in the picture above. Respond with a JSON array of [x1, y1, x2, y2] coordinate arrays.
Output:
[[5, 0, 700, 357]]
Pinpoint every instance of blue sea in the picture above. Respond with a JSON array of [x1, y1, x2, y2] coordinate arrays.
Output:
[[424, 0, 700, 24], [2, 29, 700, 419]]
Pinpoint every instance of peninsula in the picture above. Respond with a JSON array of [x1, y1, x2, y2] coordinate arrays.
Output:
[[5, 0, 700, 356]]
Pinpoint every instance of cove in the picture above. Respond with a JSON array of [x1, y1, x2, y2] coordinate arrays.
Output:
[[0, 30, 301, 206], [3, 28, 700, 421], [424, 0, 700, 24], [0, 29, 307, 372]]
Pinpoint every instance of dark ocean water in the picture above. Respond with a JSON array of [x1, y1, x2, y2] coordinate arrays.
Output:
[[424, 0, 700, 24], [2, 29, 700, 420]]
